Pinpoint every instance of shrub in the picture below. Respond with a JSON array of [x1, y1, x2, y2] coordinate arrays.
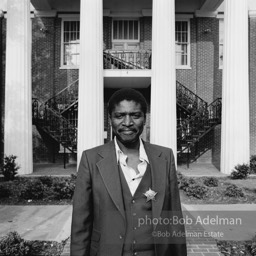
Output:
[[224, 184, 245, 198], [183, 183, 208, 199], [52, 178, 75, 200], [38, 176, 54, 187], [178, 176, 196, 190], [1, 155, 20, 181], [203, 177, 218, 187], [0, 184, 11, 199], [230, 164, 250, 179], [0, 231, 31, 256], [250, 155, 256, 174], [19, 179, 45, 200], [246, 235, 256, 256]]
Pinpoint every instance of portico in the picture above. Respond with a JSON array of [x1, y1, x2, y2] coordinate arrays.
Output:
[[1, 0, 252, 174]]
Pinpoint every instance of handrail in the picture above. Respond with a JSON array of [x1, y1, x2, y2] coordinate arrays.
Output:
[[177, 98, 222, 143], [176, 81, 208, 115], [32, 98, 77, 151], [45, 79, 79, 105], [44, 79, 79, 114], [103, 50, 151, 69]]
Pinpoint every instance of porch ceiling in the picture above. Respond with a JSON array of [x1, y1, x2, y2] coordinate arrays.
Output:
[[29, 0, 223, 13], [104, 77, 151, 88]]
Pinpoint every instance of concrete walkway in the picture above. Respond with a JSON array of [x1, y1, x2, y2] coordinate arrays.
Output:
[[1, 203, 255, 256], [0, 205, 72, 242]]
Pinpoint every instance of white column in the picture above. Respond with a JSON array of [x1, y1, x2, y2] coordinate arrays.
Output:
[[221, 0, 250, 174], [4, 0, 32, 174], [77, 0, 104, 162], [151, 0, 177, 157]]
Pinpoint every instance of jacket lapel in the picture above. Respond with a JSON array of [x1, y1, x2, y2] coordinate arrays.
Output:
[[96, 141, 125, 220], [144, 142, 167, 230]]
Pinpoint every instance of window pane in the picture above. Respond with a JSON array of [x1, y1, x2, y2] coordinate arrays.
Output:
[[62, 20, 80, 66], [112, 19, 139, 41], [175, 21, 189, 66], [129, 21, 133, 39], [134, 21, 138, 40], [113, 21, 118, 39], [118, 21, 122, 39], [124, 20, 128, 39]]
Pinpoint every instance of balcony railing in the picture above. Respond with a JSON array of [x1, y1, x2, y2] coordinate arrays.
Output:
[[104, 50, 151, 70]]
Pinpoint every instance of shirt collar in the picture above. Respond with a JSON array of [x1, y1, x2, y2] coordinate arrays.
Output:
[[114, 137, 149, 164]]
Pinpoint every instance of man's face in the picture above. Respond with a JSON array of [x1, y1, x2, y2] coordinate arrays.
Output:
[[110, 100, 145, 146]]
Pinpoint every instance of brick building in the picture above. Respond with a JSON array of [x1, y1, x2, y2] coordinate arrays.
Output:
[[0, 0, 255, 175]]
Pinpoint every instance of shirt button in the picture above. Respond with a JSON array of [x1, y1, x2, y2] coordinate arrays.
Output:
[[133, 240, 136, 244], [133, 213, 136, 216], [119, 235, 123, 239], [134, 227, 137, 230], [134, 252, 137, 256], [132, 200, 135, 203]]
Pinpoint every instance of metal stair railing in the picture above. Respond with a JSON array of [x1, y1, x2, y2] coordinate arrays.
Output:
[[177, 98, 222, 167], [32, 98, 77, 153], [176, 81, 208, 116], [103, 50, 151, 70], [45, 79, 79, 114]]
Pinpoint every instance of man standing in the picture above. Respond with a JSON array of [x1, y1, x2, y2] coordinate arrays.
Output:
[[71, 88, 187, 256]]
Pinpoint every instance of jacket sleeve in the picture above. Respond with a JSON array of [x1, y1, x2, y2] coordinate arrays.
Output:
[[71, 151, 93, 256], [169, 149, 187, 256]]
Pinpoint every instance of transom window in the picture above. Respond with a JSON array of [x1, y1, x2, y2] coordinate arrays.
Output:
[[62, 20, 80, 67], [112, 19, 139, 41], [175, 20, 190, 67]]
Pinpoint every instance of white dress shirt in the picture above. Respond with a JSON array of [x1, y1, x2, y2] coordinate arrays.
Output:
[[114, 137, 149, 196]]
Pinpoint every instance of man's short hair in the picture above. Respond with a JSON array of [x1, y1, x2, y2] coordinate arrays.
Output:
[[108, 88, 147, 116]]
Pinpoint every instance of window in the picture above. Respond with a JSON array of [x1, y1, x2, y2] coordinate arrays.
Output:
[[112, 19, 139, 41], [61, 19, 80, 67], [219, 18, 224, 68], [175, 20, 190, 68]]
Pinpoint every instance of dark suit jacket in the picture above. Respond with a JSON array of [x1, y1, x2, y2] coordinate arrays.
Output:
[[71, 141, 187, 256]]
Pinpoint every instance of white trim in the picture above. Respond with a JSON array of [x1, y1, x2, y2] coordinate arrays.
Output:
[[4, 13, 34, 18], [59, 66, 79, 70], [58, 13, 80, 18], [195, 10, 218, 17], [176, 14, 194, 19], [142, 9, 152, 16], [217, 13, 224, 19], [176, 65, 192, 70], [34, 10, 57, 17], [110, 11, 142, 17], [249, 11, 256, 18], [0, 10, 4, 17], [104, 70, 151, 77], [60, 17, 80, 68], [175, 18, 191, 68]]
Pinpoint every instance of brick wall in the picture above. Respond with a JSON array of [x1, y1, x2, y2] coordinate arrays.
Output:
[[249, 17, 256, 156], [103, 16, 112, 50], [140, 17, 152, 50], [196, 17, 220, 103]]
